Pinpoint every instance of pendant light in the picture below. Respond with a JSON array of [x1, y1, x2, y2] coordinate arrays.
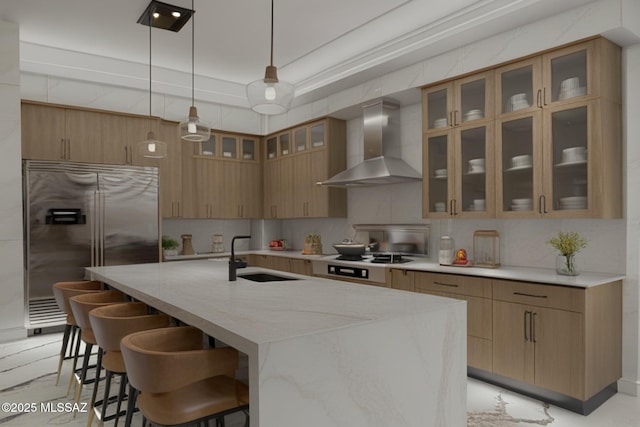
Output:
[[246, 0, 294, 115], [139, 18, 168, 158], [180, 0, 210, 142]]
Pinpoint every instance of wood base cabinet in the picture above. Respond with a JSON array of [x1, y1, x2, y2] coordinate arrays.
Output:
[[492, 279, 621, 402], [248, 255, 311, 275], [413, 272, 493, 371]]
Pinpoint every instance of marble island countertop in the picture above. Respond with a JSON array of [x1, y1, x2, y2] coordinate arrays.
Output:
[[86, 260, 467, 427]]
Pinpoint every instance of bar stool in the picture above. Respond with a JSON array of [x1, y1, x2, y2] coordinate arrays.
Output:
[[88, 302, 170, 427], [69, 290, 128, 409], [52, 280, 103, 386], [120, 326, 250, 427]]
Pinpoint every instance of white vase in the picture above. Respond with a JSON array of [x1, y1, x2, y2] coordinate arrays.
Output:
[[556, 253, 579, 276]]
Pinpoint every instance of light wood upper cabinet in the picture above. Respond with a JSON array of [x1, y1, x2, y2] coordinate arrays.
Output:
[[223, 161, 262, 219], [22, 102, 102, 163], [159, 121, 182, 218], [424, 36, 621, 219], [264, 118, 346, 219], [101, 114, 160, 167]]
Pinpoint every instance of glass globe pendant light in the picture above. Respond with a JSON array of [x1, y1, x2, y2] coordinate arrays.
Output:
[[180, 0, 210, 142], [139, 15, 167, 158], [246, 0, 294, 115]]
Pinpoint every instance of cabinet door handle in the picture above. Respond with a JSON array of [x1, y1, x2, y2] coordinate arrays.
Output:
[[433, 281, 458, 288], [538, 195, 548, 214], [532, 312, 538, 343], [536, 89, 542, 108], [543, 87, 548, 106], [449, 111, 453, 127], [453, 110, 459, 126], [513, 291, 548, 299], [124, 146, 129, 164], [60, 138, 66, 159], [524, 310, 530, 341], [453, 199, 458, 215]]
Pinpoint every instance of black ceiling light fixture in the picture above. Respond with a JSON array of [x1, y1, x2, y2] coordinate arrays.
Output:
[[137, 0, 193, 32]]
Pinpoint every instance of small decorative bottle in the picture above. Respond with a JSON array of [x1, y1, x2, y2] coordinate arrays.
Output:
[[181, 234, 195, 255]]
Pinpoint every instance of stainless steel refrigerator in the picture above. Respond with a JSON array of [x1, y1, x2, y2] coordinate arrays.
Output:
[[23, 160, 160, 329]]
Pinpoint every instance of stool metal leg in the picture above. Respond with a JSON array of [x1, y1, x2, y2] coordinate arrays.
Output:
[[55, 324, 72, 386], [86, 348, 103, 427], [113, 372, 127, 426], [124, 383, 137, 427], [67, 329, 83, 396]]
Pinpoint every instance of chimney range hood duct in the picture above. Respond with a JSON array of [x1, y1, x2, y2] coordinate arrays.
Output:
[[319, 100, 422, 187]]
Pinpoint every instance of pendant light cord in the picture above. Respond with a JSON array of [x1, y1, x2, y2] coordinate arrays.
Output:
[[191, 0, 195, 105], [269, 0, 274, 67], [149, 19, 152, 131]]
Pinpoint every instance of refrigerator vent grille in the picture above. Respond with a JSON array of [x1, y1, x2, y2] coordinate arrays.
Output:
[[28, 298, 66, 329]]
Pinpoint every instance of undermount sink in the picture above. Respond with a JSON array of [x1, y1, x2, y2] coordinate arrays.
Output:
[[238, 273, 299, 282]]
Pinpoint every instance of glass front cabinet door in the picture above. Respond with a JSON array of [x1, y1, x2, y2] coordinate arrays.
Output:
[[543, 102, 593, 217], [423, 123, 494, 218], [496, 112, 543, 217], [423, 131, 453, 217], [456, 124, 494, 217]]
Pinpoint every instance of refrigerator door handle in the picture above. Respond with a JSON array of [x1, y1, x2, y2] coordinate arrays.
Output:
[[99, 190, 106, 266], [90, 190, 97, 267]]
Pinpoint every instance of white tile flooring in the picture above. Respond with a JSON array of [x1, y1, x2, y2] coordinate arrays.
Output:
[[1, 332, 639, 426]]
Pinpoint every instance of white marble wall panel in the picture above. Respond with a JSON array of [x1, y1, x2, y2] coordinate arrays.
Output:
[[258, 303, 467, 427], [622, 42, 640, 395], [279, 218, 348, 251], [381, 63, 424, 96], [162, 218, 252, 254], [400, 103, 423, 173], [0, 21, 19, 85], [461, 0, 619, 73], [220, 105, 262, 135], [20, 72, 49, 102], [0, 21, 25, 342], [0, 88, 22, 241], [0, 240, 25, 342]]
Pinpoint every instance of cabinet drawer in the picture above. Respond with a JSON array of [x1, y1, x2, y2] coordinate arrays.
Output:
[[415, 272, 492, 298], [493, 279, 584, 312]]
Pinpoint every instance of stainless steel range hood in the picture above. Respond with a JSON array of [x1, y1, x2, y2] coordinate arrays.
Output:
[[319, 100, 421, 187]]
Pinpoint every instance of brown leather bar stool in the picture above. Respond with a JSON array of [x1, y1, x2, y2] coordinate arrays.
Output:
[[69, 290, 128, 409], [88, 302, 171, 427], [120, 326, 249, 427], [52, 280, 104, 386]]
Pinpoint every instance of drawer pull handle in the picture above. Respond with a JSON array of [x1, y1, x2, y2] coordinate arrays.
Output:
[[513, 292, 547, 299], [434, 281, 458, 288], [524, 310, 530, 341]]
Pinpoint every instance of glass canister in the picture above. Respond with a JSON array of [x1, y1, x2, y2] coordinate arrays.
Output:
[[439, 235, 455, 265], [212, 234, 224, 253]]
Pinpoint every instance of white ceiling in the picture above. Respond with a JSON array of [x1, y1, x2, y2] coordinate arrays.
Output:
[[2, 0, 596, 109]]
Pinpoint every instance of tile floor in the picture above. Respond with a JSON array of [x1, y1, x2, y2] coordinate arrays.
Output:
[[1, 332, 639, 426]]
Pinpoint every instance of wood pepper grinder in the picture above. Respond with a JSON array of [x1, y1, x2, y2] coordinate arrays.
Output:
[[181, 234, 195, 255]]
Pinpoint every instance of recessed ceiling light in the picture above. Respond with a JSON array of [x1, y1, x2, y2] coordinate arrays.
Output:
[[137, 0, 192, 32]]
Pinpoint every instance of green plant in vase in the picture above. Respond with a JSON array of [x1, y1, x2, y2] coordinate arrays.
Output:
[[162, 235, 180, 257], [546, 231, 588, 275]]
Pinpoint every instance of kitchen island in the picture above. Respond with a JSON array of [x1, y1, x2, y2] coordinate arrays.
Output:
[[86, 260, 467, 427]]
